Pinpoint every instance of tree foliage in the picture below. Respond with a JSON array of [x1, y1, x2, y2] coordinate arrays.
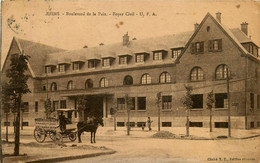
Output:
[[44, 98, 54, 118], [181, 85, 193, 110], [206, 90, 215, 109]]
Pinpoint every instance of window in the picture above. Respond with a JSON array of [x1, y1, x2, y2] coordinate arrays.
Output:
[[22, 102, 29, 112], [250, 122, 254, 128], [4, 122, 10, 126], [141, 74, 151, 85], [119, 56, 128, 65], [137, 122, 146, 127], [250, 93, 254, 109], [153, 51, 163, 61], [58, 64, 65, 72], [136, 54, 144, 63], [160, 72, 171, 83], [138, 97, 146, 110], [117, 98, 125, 110], [123, 75, 133, 85], [257, 95, 260, 109], [216, 64, 228, 79], [100, 77, 108, 87], [85, 79, 93, 89], [50, 82, 57, 91], [102, 58, 110, 67], [215, 122, 228, 128], [190, 42, 204, 54], [45, 66, 52, 74], [162, 96, 172, 110], [22, 122, 29, 126], [67, 81, 73, 90], [190, 122, 203, 127], [209, 39, 222, 52], [257, 122, 260, 127], [60, 100, 66, 109], [190, 67, 204, 81], [215, 93, 227, 108], [126, 122, 135, 127], [35, 101, 38, 112], [73, 62, 80, 70], [172, 48, 182, 58], [191, 94, 203, 109], [53, 101, 59, 111], [88, 60, 96, 68], [117, 122, 125, 127], [162, 122, 172, 127]]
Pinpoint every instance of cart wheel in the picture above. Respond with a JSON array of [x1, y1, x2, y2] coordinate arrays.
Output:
[[54, 133, 63, 143], [68, 133, 77, 142], [49, 132, 56, 141], [34, 128, 46, 143]]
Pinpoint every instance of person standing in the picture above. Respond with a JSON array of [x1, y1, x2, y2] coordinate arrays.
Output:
[[147, 117, 153, 131]]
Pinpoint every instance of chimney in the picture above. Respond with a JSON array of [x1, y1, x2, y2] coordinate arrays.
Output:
[[123, 32, 129, 46], [241, 22, 248, 35], [216, 12, 221, 23], [194, 23, 199, 31]]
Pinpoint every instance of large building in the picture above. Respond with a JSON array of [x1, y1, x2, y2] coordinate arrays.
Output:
[[2, 13, 260, 129]]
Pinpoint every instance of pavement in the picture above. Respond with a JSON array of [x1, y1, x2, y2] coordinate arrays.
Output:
[[1, 126, 260, 163]]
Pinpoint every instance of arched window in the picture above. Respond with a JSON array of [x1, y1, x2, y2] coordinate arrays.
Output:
[[141, 73, 151, 85], [190, 67, 204, 81], [100, 77, 108, 87], [85, 79, 93, 89], [160, 72, 172, 83], [123, 75, 133, 85], [216, 64, 228, 79], [67, 81, 73, 90], [50, 82, 57, 91]]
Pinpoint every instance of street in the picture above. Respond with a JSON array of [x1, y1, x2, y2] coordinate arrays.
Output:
[[61, 134, 260, 163]]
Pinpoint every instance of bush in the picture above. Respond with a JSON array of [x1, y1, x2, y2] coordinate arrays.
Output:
[[152, 131, 175, 138]]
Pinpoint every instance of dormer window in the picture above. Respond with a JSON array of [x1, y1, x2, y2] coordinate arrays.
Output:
[[45, 66, 52, 74], [88, 59, 100, 68], [153, 51, 163, 61], [136, 54, 144, 63], [58, 64, 65, 72], [119, 56, 127, 65], [102, 58, 111, 67], [172, 48, 183, 58], [73, 62, 80, 70]]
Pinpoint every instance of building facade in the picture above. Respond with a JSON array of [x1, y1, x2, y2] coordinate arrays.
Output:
[[2, 13, 260, 129]]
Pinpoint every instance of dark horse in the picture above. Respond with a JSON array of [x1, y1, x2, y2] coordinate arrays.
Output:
[[77, 117, 104, 143]]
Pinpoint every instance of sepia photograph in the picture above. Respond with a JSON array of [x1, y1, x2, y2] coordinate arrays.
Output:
[[1, 0, 260, 162]]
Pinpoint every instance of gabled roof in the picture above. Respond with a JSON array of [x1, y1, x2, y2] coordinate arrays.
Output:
[[176, 12, 259, 64], [15, 38, 66, 77]]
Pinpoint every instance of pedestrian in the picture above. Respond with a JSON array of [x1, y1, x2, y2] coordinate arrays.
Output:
[[147, 117, 153, 131]]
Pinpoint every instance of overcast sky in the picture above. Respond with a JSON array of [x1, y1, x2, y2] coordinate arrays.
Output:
[[1, 0, 260, 67]]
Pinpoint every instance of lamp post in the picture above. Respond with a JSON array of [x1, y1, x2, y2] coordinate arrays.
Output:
[[226, 67, 231, 137]]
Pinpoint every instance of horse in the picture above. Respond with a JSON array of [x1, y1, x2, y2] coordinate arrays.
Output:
[[77, 117, 104, 143]]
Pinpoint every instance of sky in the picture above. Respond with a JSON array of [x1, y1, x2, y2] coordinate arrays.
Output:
[[1, 0, 260, 67]]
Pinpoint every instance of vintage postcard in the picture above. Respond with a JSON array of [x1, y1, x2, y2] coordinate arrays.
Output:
[[1, 0, 260, 162]]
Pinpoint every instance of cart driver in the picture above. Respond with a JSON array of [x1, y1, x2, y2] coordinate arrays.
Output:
[[59, 112, 66, 131]]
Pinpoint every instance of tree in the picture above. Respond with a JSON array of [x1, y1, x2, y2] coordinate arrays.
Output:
[[44, 98, 54, 118], [111, 99, 118, 131], [125, 94, 134, 135], [2, 82, 12, 142], [5, 53, 30, 156], [181, 85, 193, 137], [156, 92, 162, 131], [206, 90, 215, 132]]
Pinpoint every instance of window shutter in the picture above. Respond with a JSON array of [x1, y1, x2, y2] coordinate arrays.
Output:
[[190, 43, 195, 54], [200, 42, 204, 53], [208, 40, 213, 52], [218, 39, 222, 51]]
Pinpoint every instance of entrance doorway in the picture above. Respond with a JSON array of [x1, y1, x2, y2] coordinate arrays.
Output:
[[82, 96, 103, 120]]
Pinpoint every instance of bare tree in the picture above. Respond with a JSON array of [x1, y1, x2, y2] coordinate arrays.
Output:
[[206, 90, 215, 132], [156, 92, 162, 131]]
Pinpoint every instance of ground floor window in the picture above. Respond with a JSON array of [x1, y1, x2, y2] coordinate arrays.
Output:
[[257, 122, 260, 127], [162, 96, 172, 110], [250, 122, 254, 128], [257, 95, 260, 109], [22, 102, 29, 112], [126, 122, 135, 127], [117, 122, 125, 127], [162, 122, 172, 127], [191, 94, 203, 109], [215, 93, 227, 108], [60, 100, 66, 109], [137, 97, 146, 110], [53, 101, 59, 110], [137, 122, 146, 127], [22, 122, 29, 126], [35, 101, 38, 112], [4, 122, 10, 126], [117, 98, 125, 110], [215, 122, 228, 128], [250, 93, 254, 109], [189, 122, 203, 127]]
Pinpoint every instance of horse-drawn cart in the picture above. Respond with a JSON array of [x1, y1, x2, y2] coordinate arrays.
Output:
[[34, 117, 77, 143]]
